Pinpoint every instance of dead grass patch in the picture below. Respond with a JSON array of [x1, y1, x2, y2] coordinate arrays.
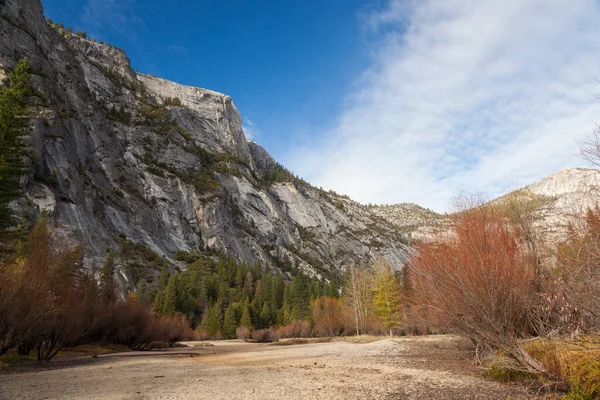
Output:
[[54, 344, 131, 359], [525, 338, 600, 399], [271, 338, 332, 346], [331, 335, 386, 344]]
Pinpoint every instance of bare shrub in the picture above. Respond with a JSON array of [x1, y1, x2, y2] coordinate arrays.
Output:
[[273, 324, 292, 341], [236, 327, 251, 341], [311, 297, 349, 337], [251, 328, 274, 343], [0, 218, 106, 360], [157, 313, 193, 346], [193, 327, 209, 341], [109, 299, 160, 351], [273, 320, 312, 341], [554, 206, 600, 334], [409, 205, 544, 373]]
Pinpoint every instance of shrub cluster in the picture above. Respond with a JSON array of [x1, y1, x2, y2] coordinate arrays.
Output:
[[0, 219, 192, 361], [407, 197, 600, 397]]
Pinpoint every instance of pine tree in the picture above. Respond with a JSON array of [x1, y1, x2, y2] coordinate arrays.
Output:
[[325, 281, 339, 298], [253, 280, 263, 306], [216, 255, 227, 280], [226, 257, 238, 285], [309, 281, 322, 300], [0, 58, 31, 229], [282, 284, 291, 324], [154, 289, 165, 314], [163, 274, 178, 315], [290, 273, 310, 321], [276, 307, 284, 326], [243, 271, 254, 301], [260, 301, 271, 328], [261, 274, 273, 307], [201, 302, 223, 338], [273, 274, 284, 310], [217, 282, 229, 305], [234, 267, 244, 289], [240, 302, 252, 330], [222, 303, 237, 339], [136, 278, 154, 304], [157, 262, 170, 290]]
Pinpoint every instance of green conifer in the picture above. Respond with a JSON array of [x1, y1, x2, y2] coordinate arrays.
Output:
[[240, 302, 252, 330], [163, 274, 178, 315], [222, 303, 237, 339]]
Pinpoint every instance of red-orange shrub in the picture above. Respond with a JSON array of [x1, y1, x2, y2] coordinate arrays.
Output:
[[157, 313, 193, 346], [273, 320, 312, 340], [409, 206, 536, 348], [251, 328, 274, 343], [311, 297, 349, 337], [236, 327, 251, 341]]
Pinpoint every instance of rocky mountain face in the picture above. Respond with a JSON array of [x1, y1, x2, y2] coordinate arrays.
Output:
[[369, 203, 450, 242], [0, 0, 410, 288], [372, 168, 600, 246], [520, 167, 600, 243]]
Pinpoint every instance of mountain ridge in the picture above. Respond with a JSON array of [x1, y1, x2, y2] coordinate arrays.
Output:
[[373, 167, 600, 244]]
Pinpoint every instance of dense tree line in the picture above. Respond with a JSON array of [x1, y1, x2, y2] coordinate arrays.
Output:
[[136, 251, 340, 339]]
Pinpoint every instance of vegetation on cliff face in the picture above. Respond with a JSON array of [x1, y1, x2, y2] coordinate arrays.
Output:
[[0, 59, 30, 230]]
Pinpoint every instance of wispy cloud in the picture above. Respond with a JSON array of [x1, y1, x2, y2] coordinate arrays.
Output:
[[243, 117, 260, 142], [167, 44, 190, 56], [287, 0, 600, 212], [81, 0, 144, 41]]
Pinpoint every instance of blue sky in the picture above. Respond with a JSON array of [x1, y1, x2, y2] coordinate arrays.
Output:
[[41, 0, 600, 211], [41, 0, 375, 155]]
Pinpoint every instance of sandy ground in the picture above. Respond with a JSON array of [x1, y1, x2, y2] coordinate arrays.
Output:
[[0, 335, 546, 400]]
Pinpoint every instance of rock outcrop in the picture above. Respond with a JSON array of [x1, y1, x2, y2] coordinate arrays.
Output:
[[369, 203, 450, 241], [522, 167, 600, 243], [0, 0, 410, 287], [373, 168, 600, 246]]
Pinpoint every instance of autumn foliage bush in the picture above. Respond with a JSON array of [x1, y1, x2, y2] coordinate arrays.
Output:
[[250, 328, 274, 343], [0, 219, 98, 360], [311, 297, 349, 337], [408, 196, 600, 396], [554, 206, 600, 334], [408, 204, 548, 374], [409, 206, 537, 348], [235, 327, 251, 341], [158, 313, 194, 346], [0, 219, 192, 359], [273, 320, 312, 340]]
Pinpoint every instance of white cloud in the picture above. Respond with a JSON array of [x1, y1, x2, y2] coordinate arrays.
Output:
[[243, 117, 260, 141], [286, 0, 600, 212]]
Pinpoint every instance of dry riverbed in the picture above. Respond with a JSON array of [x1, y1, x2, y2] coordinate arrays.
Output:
[[0, 335, 548, 400]]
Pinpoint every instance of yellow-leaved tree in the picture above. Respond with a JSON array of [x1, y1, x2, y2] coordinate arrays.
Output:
[[372, 260, 402, 337]]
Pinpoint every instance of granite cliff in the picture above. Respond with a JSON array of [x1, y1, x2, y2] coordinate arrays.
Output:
[[0, 0, 410, 289]]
